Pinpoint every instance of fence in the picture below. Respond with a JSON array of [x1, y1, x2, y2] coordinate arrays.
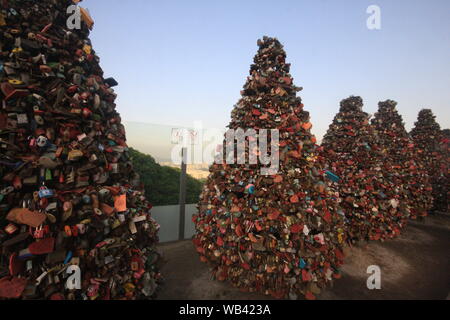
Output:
[[151, 204, 197, 243]]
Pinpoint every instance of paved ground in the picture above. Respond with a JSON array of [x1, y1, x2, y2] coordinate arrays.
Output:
[[156, 212, 450, 300]]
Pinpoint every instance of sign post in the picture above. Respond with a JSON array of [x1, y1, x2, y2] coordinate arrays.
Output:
[[178, 147, 187, 241], [171, 128, 199, 241]]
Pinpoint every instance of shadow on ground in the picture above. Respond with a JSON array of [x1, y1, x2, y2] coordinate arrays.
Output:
[[156, 213, 450, 300]]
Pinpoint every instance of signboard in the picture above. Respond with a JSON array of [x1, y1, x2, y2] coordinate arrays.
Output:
[[171, 128, 200, 145]]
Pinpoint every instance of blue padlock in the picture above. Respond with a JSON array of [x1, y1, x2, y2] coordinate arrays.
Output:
[[245, 184, 255, 195], [64, 251, 73, 265], [299, 258, 307, 269], [38, 186, 54, 199], [82, 194, 91, 204], [325, 170, 341, 183]]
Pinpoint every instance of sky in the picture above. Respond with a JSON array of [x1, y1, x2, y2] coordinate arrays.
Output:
[[82, 0, 450, 157]]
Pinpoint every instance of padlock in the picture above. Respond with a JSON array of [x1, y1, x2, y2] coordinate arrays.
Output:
[[36, 135, 49, 148], [32, 225, 45, 239], [38, 185, 54, 199], [5, 223, 18, 235], [29, 137, 37, 147]]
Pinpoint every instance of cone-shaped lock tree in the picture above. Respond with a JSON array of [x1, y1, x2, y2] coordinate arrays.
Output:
[[193, 36, 346, 300], [371, 100, 433, 219], [0, 0, 160, 299], [410, 109, 449, 213], [321, 96, 408, 243], [439, 129, 450, 213]]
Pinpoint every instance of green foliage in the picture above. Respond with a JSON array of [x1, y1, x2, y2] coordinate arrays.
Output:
[[129, 148, 204, 206]]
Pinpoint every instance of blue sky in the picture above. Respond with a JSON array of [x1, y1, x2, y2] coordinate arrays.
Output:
[[83, 0, 449, 147]]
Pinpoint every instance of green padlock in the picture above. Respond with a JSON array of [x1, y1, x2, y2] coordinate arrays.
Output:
[[45, 168, 52, 181]]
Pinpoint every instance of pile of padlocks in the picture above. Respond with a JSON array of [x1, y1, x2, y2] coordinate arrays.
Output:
[[193, 36, 346, 300], [320, 96, 408, 243], [441, 130, 450, 213], [0, 0, 161, 299], [371, 100, 433, 219], [410, 109, 449, 213]]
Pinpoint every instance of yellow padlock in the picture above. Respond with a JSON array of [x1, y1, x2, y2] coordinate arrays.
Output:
[[8, 79, 23, 85], [83, 44, 92, 55], [111, 219, 121, 229], [90, 294, 99, 301], [123, 283, 135, 293]]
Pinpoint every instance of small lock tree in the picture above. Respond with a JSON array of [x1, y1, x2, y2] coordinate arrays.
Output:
[[320, 96, 408, 243], [371, 100, 433, 219], [410, 109, 448, 213], [193, 36, 346, 300], [440, 129, 450, 213]]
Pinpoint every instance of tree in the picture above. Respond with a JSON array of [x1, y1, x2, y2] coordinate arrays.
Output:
[[129, 148, 203, 206], [0, 0, 160, 300], [193, 36, 345, 300], [321, 96, 408, 243], [371, 100, 433, 219], [410, 110, 448, 212]]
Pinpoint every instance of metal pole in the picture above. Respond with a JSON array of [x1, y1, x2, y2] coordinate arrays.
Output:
[[178, 147, 187, 241]]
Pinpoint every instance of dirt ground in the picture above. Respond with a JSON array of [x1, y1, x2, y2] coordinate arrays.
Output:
[[156, 213, 450, 300]]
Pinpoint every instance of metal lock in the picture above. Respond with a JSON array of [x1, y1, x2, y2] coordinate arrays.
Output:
[[38, 185, 54, 199]]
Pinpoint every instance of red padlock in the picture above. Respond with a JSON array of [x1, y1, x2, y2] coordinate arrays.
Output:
[[75, 49, 84, 57], [64, 225, 72, 237], [39, 197, 48, 208], [67, 85, 78, 94], [71, 225, 79, 237], [82, 108, 92, 118], [29, 137, 36, 147], [31, 225, 45, 239]]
